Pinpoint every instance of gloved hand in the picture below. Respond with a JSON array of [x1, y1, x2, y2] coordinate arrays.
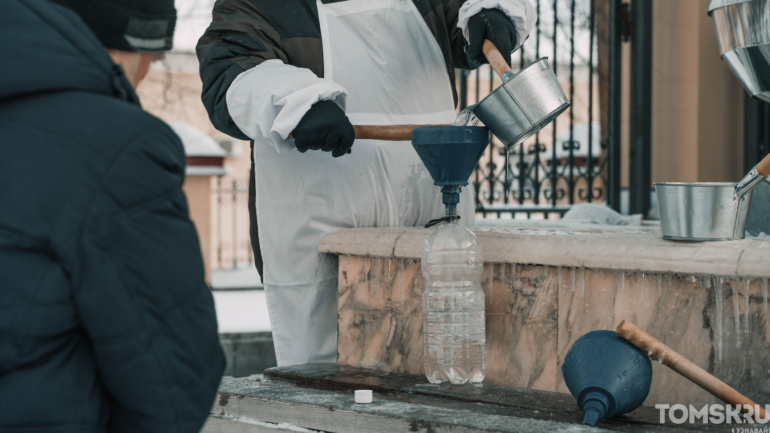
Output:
[[291, 100, 355, 157], [466, 8, 518, 68]]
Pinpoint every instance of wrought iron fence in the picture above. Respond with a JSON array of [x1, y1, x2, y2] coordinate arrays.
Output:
[[212, 176, 253, 270], [466, 0, 616, 219]]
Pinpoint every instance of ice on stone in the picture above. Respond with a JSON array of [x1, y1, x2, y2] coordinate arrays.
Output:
[[731, 281, 741, 349], [743, 279, 750, 336], [716, 277, 723, 362]]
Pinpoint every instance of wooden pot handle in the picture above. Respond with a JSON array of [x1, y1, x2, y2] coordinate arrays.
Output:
[[616, 320, 767, 419], [289, 124, 441, 142], [482, 39, 513, 79], [757, 152, 770, 177], [352, 125, 435, 141]]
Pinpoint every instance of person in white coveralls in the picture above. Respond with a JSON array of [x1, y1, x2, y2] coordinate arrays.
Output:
[[197, 0, 536, 366]]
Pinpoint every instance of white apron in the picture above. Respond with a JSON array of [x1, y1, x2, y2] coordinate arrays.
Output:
[[255, 0, 474, 366]]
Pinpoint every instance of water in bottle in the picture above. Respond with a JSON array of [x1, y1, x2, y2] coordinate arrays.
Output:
[[421, 219, 485, 384]]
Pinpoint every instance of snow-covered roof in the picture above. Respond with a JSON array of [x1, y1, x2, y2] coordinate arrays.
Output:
[[167, 121, 227, 158]]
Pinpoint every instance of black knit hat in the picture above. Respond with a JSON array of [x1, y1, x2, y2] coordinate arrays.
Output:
[[51, 0, 176, 52]]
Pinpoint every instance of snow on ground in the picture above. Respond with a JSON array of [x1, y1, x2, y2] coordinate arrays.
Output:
[[212, 289, 271, 333], [211, 266, 262, 290], [211, 266, 269, 333]]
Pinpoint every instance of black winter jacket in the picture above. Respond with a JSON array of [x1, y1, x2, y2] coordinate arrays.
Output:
[[0, 1, 225, 432]]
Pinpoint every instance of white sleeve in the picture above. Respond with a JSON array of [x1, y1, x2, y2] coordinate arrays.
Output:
[[225, 59, 348, 154], [457, 0, 537, 52]]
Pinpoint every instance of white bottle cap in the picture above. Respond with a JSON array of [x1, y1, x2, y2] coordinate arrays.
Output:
[[354, 389, 373, 404]]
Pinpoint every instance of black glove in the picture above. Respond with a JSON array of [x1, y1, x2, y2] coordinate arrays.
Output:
[[291, 100, 355, 158], [466, 8, 518, 69]]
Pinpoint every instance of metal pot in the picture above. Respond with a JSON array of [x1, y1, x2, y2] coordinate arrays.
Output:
[[655, 182, 752, 241], [656, 153, 770, 241], [473, 58, 570, 151]]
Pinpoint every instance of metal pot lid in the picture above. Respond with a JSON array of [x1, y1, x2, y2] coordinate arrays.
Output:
[[708, 0, 753, 13]]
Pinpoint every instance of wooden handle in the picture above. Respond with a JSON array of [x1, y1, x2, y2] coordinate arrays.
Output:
[[352, 125, 434, 141], [757, 152, 770, 177], [616, 320, 767, 419], [482, 39, 513, 79], [288, 124, 440, 141], [286, 125, 440, 141]]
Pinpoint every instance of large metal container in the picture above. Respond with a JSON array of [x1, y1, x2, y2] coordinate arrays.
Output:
[[473, 58, 569, 151], [655, 182, 753, 241], [709, 0, 770, 102]]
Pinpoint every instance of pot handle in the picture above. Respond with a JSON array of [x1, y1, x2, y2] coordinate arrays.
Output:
[[482, 39, 514, 80], [757, 152, 770, 177], [351, 125, 435, 141], [736, 152, 770, 197], [288, 124, 440, 142]]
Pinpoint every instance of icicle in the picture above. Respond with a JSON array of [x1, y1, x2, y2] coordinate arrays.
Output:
[[345, 254, 352, 286], [544, 264, 549, 277], [511, 263, 517, 281], [365, 257, 370, 291], [571, 267, 576, 292], [488, 263, 494, 288], [666, 273, 672, 289], [399, 259, 405, 301], [743, 279, 750, 337], [384, 258, 392, 283], [593, 268, 599, 279], [656, 273, 662, 297], [375, 257, 381, 292], [731, 281, 741, 349], [638, 272, 645, 301], [763, 278, 768, 311], [716, 277, 723, 362], [557, 266, 562, 289], [488, 263, 494, 303], [500, 263, 506, 289], [415, 262, 422, 294], [701, 276, 712, 289], [580, 267, 586, 298], [688, 275, 697, 283], [618, 272, 625, 291]]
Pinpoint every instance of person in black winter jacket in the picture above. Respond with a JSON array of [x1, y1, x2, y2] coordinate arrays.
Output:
[[0, 0, 225, 432]]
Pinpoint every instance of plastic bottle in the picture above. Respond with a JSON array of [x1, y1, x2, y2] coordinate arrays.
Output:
[[421, 219, 485, 384]]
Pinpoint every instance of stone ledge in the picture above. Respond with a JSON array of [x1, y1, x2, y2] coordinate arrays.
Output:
[[319, 223, 770, 278], [205, 374, 605, 433], [204, 365, 723, 432]]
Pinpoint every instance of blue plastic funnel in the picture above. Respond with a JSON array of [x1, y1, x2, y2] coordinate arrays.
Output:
[[411, 126, 489, 217], [561, 330, 653, 427]]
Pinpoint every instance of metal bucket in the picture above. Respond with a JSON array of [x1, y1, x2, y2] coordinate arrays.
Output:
[[655, 182, 753, 241], [473, 58, 570, 151]]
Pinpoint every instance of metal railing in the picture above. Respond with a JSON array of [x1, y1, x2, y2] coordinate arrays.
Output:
[[212, 176, 252, 270]]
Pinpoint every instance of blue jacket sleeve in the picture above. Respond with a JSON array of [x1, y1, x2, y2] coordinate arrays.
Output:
[[72, 124, 225, 433]]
